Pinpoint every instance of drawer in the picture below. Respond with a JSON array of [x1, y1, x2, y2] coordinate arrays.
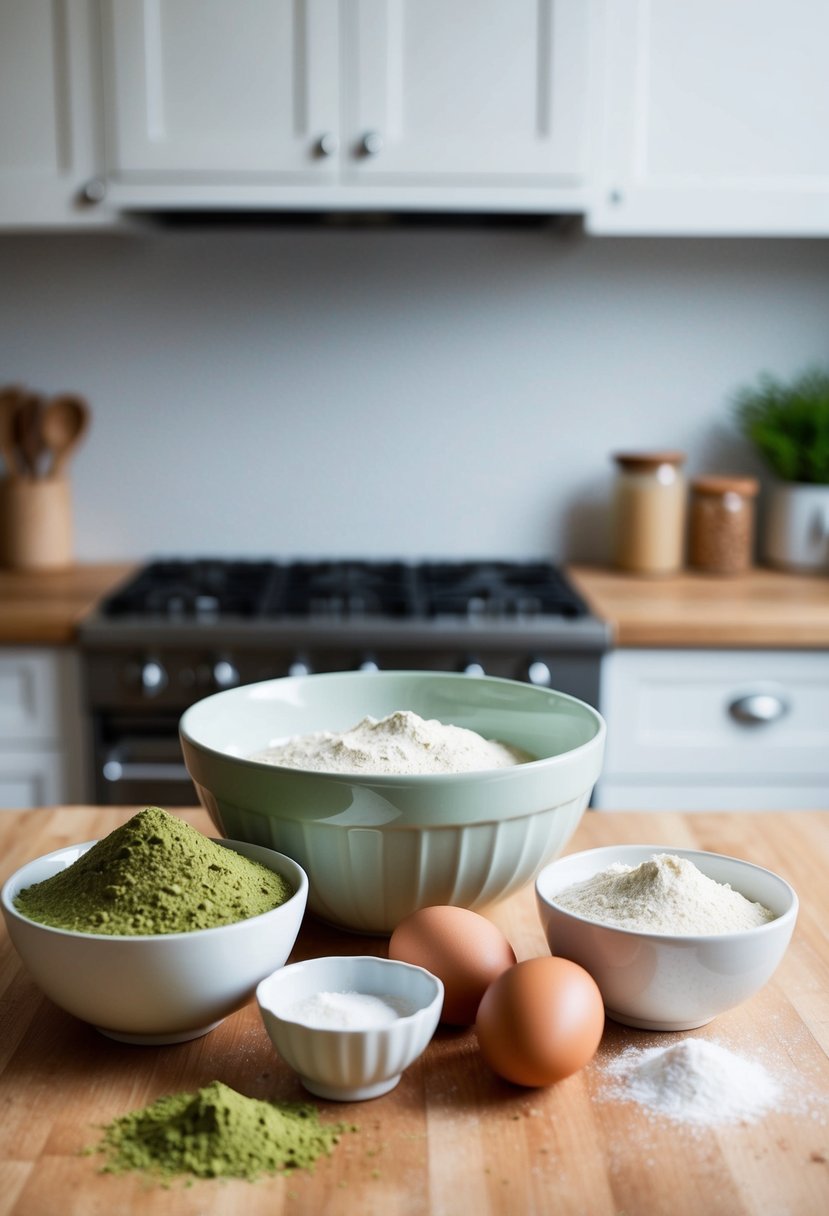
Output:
[[0, 649, 63, 741], [600, 649, 829, 778], [0, 648, 85, 806], [594, 781, 829, 812], [0, 751, 65, 810]]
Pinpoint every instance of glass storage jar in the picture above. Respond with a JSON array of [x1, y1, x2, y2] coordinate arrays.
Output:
[[689, 475, 759, 575], [612, 451, 687, 575]]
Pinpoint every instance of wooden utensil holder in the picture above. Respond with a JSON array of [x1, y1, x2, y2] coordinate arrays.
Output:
[[0, 476, 73, 569]]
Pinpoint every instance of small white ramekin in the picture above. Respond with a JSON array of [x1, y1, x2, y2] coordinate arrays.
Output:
[[256, 954, 443, 1101]]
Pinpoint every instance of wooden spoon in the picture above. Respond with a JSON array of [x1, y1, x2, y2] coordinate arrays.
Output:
[[41, 394, 90, 478], [13, 393, 46, 477], [0, 385, 25, 477]]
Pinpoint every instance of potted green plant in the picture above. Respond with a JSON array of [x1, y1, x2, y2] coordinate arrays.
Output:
[[734, 366, 829, 572]]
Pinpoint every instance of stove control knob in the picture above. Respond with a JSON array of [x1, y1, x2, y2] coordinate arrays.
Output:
[[289, 657, 312, 678], [140, 658, 168, 697], [213, 658, 240, 689], [462, 658, 486, 678], [524, 659, 552, 687]]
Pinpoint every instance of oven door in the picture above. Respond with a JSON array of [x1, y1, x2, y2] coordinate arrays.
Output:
[[92, 717, 196, 807]]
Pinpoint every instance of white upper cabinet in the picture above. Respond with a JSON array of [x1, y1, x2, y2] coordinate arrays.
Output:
[[0, 0, 109, 226], [102, 0, 340, 179], [588, 0, 829, 235], [343, 0, 591, 184], [4, 1, 829, 231], [100, 0, 597, 211]]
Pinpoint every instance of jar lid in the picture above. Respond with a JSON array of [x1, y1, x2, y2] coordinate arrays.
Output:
[[691, 475, 759, 497], [613, 451, 686, 471]]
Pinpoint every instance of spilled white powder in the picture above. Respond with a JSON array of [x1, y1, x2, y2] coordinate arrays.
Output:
[[286, 990, 417, 1029], [250, 709, 531, 775], [554, 853, 775, 934], [602, 1039, 782, 1126]]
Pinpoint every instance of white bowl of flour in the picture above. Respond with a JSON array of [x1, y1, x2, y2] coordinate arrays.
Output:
[[180, 670, 605, 934], [535, 844, 798, 1031]]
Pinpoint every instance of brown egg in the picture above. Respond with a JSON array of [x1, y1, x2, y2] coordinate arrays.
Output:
[[475, 956, 604, 1086], [388, 905, 517, 1025]]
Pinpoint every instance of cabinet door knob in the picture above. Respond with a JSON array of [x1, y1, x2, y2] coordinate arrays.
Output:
[[360, 131, 384, 156], [315, 132, 338, 157], [82, 177, 107, 204], [728, 693, 788, 725]]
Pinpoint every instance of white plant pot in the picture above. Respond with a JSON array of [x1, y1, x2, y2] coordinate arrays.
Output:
[[764, 482, 829, 572]]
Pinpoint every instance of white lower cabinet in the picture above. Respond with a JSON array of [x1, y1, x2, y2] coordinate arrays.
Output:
[[0, 648, 86, 809], [593, 649, 829, 811]]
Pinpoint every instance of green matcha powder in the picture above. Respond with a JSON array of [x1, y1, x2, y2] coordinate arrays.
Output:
[[92, 1081, 354, 1182], [14, 806, 293, 934]]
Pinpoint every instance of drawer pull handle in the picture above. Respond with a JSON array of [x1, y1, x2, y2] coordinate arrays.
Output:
[[728, 693, 788, 725]]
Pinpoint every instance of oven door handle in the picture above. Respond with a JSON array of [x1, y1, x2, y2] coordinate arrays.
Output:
[[101, 742, 192, 785], [103, 760, 192, 783]]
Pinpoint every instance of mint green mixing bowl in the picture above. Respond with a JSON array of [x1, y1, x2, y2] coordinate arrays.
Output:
[[179, 671, 605, 934]]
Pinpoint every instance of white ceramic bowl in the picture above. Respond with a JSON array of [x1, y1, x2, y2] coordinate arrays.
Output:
[[1, 839, 308, 1045], [180, 670, 605, 934], [535, 844, 798, 1031], [257, 954, 443, 1100]]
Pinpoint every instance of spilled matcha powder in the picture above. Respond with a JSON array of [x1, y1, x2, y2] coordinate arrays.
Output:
[[14, 806, 293, 935], [92, 1081, 354, 1182]]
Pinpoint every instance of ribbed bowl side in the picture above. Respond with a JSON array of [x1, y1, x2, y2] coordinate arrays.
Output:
[[268, 1010, 433, 1090], [205, 789, 590, 934]]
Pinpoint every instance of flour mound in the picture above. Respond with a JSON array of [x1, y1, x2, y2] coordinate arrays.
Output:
[[603, 1039, 781, 1126], [250, 709, 531, 775], [553, 853, 775, 934]]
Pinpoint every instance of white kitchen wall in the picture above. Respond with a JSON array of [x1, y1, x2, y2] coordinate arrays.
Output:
[[0, 221, 827, 563]]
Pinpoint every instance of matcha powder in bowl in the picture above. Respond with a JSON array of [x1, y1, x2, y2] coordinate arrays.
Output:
[[13, 807, 294, 935], [91, 1081, 355, 1183]]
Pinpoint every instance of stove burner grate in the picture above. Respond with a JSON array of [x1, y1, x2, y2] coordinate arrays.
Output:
[[419, 561, 588, 619], [275, 560, 415, 619], [103, 559, 278, 619], [99, 558, 589, 622]]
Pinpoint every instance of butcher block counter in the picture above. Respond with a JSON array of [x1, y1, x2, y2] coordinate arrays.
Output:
[[0, 563, 828, 651], [1, 807, 827, 1216], [567, 565, 829, 648], [0, 564, 134, 644]]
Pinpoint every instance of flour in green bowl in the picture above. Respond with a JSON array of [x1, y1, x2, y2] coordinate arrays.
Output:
[[14, 806, 293, 935]]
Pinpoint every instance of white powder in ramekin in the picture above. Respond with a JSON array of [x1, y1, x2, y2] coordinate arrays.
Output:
[[286, 990, 417, 1029]]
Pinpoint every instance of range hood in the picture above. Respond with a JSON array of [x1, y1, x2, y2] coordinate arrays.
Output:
[[128, 209, 585, 234]]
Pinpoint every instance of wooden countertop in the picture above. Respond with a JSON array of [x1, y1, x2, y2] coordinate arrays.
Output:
[[0, 561, 826, 651], [0, 564, 134, 645], [1, 807, 827, 1216], [568, 564, 829, 648]]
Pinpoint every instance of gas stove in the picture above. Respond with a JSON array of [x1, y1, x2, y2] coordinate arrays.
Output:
[[93, 557, 596, 625], [78, 558, 608, 805]]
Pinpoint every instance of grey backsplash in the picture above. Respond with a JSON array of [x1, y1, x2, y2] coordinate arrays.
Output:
[[1, 224, 826, 564]]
